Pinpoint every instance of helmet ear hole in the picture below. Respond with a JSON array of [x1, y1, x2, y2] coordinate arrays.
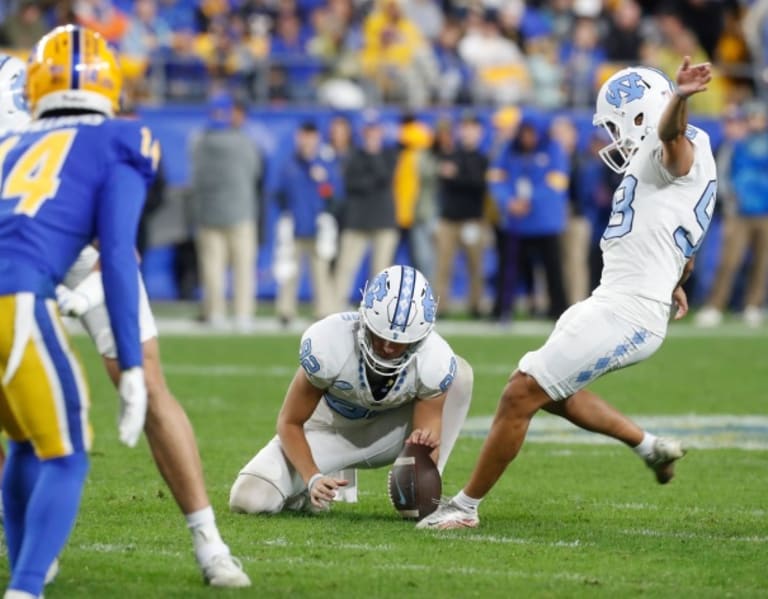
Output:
[[634, 113, 644, 126]]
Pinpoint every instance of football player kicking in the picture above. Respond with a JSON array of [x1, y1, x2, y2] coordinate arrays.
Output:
[[419, 57, 717, 530], [229, 265, 473, 514], [0, 52, 250, 587]]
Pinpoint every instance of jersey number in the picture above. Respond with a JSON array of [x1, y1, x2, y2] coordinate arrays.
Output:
[[673, 180, 716, 258], [603, 175, 637, 240], [0, 129, 77, 217]]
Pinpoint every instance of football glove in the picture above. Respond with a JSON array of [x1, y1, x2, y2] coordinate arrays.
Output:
[[118, 367, 147, 447], [56, 270, 104, 317]]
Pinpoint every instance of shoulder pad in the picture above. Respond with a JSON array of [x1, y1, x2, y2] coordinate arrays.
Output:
[[105, 119, 160, 185], [415, 332, 457, 398], [299, 313, 357, 388]]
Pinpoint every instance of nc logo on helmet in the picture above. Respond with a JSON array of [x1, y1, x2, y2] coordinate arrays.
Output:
[[605, 72, 645, 108], [422, 285, 437, 323], [363, 272, 388, 309]]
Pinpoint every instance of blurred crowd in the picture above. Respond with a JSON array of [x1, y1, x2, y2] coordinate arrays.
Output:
[[2, 0, 767, 328], [1, 0, 767, 108], [177, 95, 768, 330]]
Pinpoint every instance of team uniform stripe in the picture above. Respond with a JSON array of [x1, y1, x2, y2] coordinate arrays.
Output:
[[46, 300, 92, 450], [390, 266, 416, 333], [34, 298, 87, 454], [70, 27, 81, 89]]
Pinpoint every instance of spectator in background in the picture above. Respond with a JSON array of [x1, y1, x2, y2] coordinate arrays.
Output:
[[560, 17, 605, 109], [164, 28, 210, 100], [405, 0, 443, 42], [571, 130, 620, 292], [551, 115, 590, 305], [458, 9, 530, 106], [334, 111, 399, 309], [360, 0, 437, 108], [120, 0, 174, 101], [394, 117, 436, 280], [191, 94, 262, 331], [434, 112, 489, 318], [434, 19, 473, 106], [272, 122, 341, 324], [601, 0, 645, 65], [326, 113, 353, 170], [525, 33, 565, 110], [696, 102, 768, 328], [649, 10, 725, 116], [0, 0, 47, 49], [121, 0, 173, 60], [270, 11, 325, 102], [75, 0, 129, 43], [489, 116, 569, 321]]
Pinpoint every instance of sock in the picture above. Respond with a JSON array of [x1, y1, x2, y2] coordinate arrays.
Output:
[[453, 490, 482, 512], [186, 506, 228, 565], [633, 432, 658, 460], [2, 441, 41, 571], [11, 452, 89, 596]]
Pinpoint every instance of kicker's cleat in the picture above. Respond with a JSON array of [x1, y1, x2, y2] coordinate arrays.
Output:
[[646, 437, 686, 484], [201, 553, 252, 588], [415, 499, 479, 530]]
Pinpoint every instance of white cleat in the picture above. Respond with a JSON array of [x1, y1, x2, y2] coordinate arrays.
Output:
[[645, 437, 686, 484], [743, 306, 763, 328], [201, 553, 252, 588], [415, 499, 479, 530], [694, 307, 722, 328]]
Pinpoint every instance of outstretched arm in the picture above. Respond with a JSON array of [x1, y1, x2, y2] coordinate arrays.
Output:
[[658, 56, 712, 177]]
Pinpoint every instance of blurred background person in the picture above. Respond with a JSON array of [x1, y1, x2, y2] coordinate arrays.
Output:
[[696, 102, 768, 328], [489, 116, 569, 321], [551, 115, 590, 305], [191, 93, 262, 331], [334, 111, 398, 309], [394, 116, 437, 281], [272, 121, 341, 325], [433, 112, 489, 318]]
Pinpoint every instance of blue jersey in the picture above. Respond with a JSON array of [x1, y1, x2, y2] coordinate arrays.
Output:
[[0, 114, 157, 368]]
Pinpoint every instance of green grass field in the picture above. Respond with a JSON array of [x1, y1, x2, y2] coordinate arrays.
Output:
[[5, 326, 767, 598]]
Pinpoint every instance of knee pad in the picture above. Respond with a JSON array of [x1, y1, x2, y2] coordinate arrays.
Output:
[[229, 474, 285, 514]]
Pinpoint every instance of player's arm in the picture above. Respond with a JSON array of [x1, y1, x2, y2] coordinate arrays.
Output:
[[276, 368, 347, 506], [97, 161, 148, 446], [410, 392, 446, 466], [658, 56, 712, 177], [672, 256, 695, 320]]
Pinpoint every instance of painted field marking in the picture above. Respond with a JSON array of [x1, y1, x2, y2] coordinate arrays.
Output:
[[462, 414, 768, 450]]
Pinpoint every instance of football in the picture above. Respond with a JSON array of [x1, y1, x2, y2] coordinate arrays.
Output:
[[387, 443, 442, 520]]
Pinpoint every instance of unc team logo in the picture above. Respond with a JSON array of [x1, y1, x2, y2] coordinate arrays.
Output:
[[363, 272, 388, 309], [422, 284, 437, 323], [605, 72, 645, 108]]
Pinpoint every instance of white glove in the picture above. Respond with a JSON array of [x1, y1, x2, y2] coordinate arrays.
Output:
[[118, 367, 147, 448], [273, 215, 297, 283], [315, 212, 338, 260], [56, 271, 104, 317]]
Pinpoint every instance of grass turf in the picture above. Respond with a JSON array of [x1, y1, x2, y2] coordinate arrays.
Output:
[[5, 330, 767, 598]]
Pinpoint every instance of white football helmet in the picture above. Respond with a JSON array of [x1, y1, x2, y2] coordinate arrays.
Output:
[[0, 54, 30, 129], [593, 66, 674, 173], [358, 265, 437, 376]]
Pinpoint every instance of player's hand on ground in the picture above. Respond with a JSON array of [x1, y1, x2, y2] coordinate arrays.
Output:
[[118, 367, 148, 447], [406, 428, 440, 449], [675, 56, 711, 98], [55, 285, 91, 317], [307, 473, 348, 508], [672, 285, 689, 320]]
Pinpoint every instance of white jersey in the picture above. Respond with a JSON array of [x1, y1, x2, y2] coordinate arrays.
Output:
[[595, 125, 717, 332], [300, 312, 456, 420]]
